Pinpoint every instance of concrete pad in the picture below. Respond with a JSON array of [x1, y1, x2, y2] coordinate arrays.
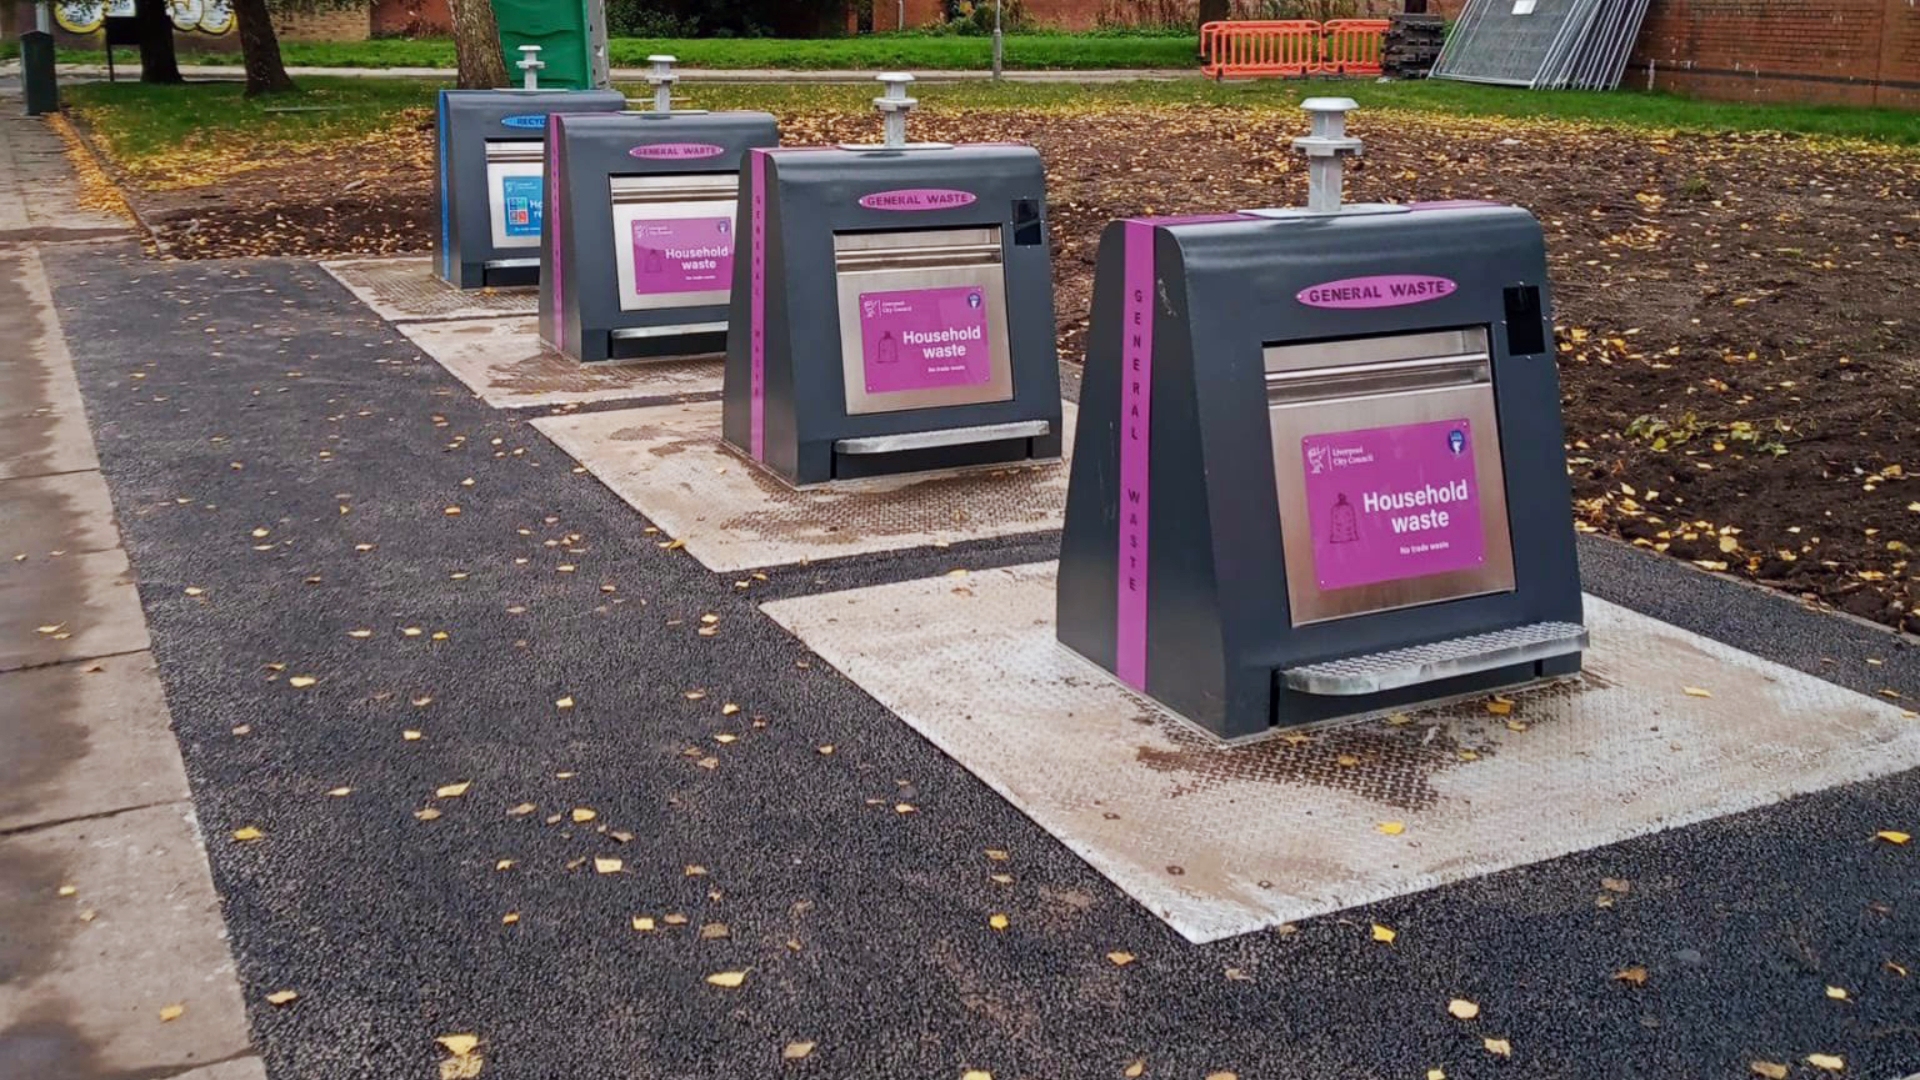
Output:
[[534, 400, 1075, 573], [169, 1058, 269, 1080], [761, 563, 1920, 943], [0, 546, 150, 673], [319, 255, 537, 323], [0, 247, 101, 480], [0, 804, 254, 1079], [398, 316, 722, 409], [0, 470, 123, 558], [0, 653, 189, 832]]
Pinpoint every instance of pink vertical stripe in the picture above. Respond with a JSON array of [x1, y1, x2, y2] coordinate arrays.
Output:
[[749, 150, 768, 461], [1116, 220, 1154, 690], [548, 116, 564, 354]]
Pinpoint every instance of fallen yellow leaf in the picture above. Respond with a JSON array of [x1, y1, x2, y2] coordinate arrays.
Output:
[[985, 849, 1009, 861], [1426, 1071, 1446, 1080], [1124, 1060, 1146, 1078], [403, 730, 423, 741], [705, 970, 749, 988], [962, 1072, 992, 1080], [1447, 999, 1480, 1020], [501, 912, 519, 925], [1683, 686, 1713, 698], [1805, 1053, 1844, 1072], [506, 803, 536, 816], [555, 696, 575, 709], [1203, 1073, 1237, 1080], [782, 1042, 816, 1061], [1874, 830, 1911, 845], [571, 808, 596, 823], [437, 1034, 480, 1057], [288, 676, 316, 689], [265, 990, 298, 1006], [988, 913, 1009, 931], [414, 808, 442, 821], [436, 782, 471, 799], [593, 858, 623, 875], [231, 826, 264, 842], [1485, 700, 1512, 716], [1825, 985, 1849, 1000], [1377, 821, 1406, 836], [1483, 1038, 1511, 1058], [1370, 923, 1396, 944], [1614, 966, 1649, 986], [722, 703, 741, 716], [632, 916, 655, 931], [1107, 951, 1136, 966], [158, 1003, 185, 1022], [326, 787, 352, 797], [1750, 1062, 1789, 1080]]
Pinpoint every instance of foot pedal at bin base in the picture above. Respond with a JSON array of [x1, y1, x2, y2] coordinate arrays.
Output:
[[1284, 622, 1589, 696]]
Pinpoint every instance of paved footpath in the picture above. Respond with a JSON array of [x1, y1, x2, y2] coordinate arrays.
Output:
[[1, 63, 1199, 85], [4, 100, 1920, 1080], [0, 101, 263, 1079]]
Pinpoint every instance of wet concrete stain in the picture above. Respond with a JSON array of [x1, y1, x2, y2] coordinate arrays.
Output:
[[0, 249, 66, 482], [0, 1002, 201, 1080], [1134, 678, 1595, 811], [0, 227, 129, 247], [0, 654, 90, 829]]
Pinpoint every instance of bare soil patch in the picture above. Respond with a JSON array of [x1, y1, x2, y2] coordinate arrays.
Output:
[[80, 106, 1920, 633]]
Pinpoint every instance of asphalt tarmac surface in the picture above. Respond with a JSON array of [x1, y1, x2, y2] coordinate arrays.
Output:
[[44, 243, 1920, 1080]]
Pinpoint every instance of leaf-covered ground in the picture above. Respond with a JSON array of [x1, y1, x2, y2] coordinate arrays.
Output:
[[74, 99, 1920, 632]]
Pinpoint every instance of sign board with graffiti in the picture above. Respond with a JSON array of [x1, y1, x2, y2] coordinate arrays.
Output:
[[56, 0, 235, 35]]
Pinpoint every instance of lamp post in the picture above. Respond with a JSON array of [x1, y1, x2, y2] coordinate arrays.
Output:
[[992, 0, 1004, 81]]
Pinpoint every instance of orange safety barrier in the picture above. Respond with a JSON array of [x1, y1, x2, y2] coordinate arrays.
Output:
[[1323, 19, 1390, 76], [1200, 19, 1390, 80], [1201, 21, 1323, 79]]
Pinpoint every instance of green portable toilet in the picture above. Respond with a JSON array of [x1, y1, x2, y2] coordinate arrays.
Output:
[[493, 0, 610, 90]]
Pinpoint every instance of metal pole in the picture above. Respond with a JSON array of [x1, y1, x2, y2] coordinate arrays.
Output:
[[36, 1, 52, 33], [992, 0, 1004, 81]]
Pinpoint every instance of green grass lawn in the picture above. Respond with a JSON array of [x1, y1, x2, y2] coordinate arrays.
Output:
[[52, 33, 1197, 73], [62, 73, 1920, 180]]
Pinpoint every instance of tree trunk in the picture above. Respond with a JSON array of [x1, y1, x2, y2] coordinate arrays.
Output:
[[233, 0, 295, 97], [134, 0, 183, 84], [450, 0, 509, 90], [1196, 0, 1230, 60]]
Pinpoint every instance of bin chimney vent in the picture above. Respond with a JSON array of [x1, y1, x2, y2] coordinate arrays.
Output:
[[517, 45, 545, 91], [646, 55, 679, 113], [1293, 97, 1363, 213], [874, 73, 918, 149]]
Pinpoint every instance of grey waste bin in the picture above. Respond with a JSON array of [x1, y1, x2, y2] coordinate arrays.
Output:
[[22, 31, 57, 117]]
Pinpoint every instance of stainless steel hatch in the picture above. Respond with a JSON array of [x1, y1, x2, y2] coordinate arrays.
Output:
[[832, 227, 1014, 416], [484, 140, 546, 250], [610, 173, 740, 313], [1268, 326, 1517, 626]]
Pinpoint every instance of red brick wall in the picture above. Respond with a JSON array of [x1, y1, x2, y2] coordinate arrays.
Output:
[[1627, 0, 1919, 110], [373, 0, 451, 36]]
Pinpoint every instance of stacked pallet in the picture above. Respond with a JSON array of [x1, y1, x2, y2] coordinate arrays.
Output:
[[1384, 13, 1447, 78]]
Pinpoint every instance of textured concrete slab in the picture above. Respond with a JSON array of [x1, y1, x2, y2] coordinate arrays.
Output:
[[0, 247, 101, 480], [0, 469, 123, 558], [763, 563, 1920, 943], [0, 546, 149, 673], [0, 114, 129, 242], [398, 315, 722, 409], [319, 255, 536, 323], [534, 399, 1074, 572], [0, 804, 254, 1080], [168, 1059, 269, 1080], [0, 654, 189, 832]]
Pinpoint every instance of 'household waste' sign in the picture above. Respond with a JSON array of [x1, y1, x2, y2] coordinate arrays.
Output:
[[858, 285, 992, 394], [1301, 418, 1486, 591], [630, 217, 733, 295]]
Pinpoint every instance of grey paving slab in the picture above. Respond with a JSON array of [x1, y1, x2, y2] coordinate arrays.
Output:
[[397, 315, 723, 409], [534, 399, 1076, 572], [168, 1058, 270, 1080], [0, 469, 124, 558], [0, 545, 149, 672], [318, 256, 537, 323], [0, 653, 189, 832], [0, 113, 129, 242], [0, 247, 100, 480], [0, 804, 254, 1080], [763, 563, 1920, 942]]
